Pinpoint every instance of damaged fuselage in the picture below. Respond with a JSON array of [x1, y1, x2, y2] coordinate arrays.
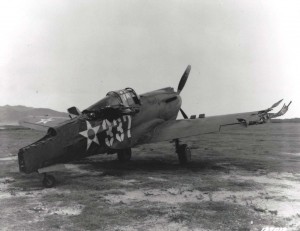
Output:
[[18, 87, 182, 173]]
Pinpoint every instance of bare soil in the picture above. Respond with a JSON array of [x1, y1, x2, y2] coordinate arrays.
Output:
[[0, 123, 299, 231]]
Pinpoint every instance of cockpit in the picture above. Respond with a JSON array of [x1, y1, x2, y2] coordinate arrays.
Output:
[[83, 88, 141, 120], [106, 88, 141, 108]]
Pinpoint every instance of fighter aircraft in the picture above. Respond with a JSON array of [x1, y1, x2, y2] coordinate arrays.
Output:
[[18, 65, 291, 187]]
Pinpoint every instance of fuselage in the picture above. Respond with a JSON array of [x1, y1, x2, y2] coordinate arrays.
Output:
[[18, 87, 182, 173]]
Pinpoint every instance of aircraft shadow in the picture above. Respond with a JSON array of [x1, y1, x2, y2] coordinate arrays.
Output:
[[72, 157, 229, 175]]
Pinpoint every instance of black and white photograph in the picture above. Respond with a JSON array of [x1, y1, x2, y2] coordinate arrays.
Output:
[[0, 0, 299, 230]]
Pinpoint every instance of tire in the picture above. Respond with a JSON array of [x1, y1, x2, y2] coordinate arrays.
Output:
[[117, 149, 132, 162], [177, 144, 191, 165], [42, 174, 56, 188]]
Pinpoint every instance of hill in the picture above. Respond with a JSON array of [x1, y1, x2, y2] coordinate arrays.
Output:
[[0, 105, 68, 125], [271, 118, 300, 123]]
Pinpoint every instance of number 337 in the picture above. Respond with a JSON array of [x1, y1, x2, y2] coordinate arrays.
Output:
[[102, 115, 132, 147]]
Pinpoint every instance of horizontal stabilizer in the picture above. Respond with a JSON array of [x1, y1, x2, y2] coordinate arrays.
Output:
[[271, 99, 283, 108], [257, 99, 284, 114], [270, 101, 292, 118]]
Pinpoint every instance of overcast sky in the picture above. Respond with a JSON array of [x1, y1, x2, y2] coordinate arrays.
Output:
[[0, 0, 299, 118]]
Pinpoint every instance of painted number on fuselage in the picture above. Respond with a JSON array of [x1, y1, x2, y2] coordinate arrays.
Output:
[[103, 115, 132, 147]]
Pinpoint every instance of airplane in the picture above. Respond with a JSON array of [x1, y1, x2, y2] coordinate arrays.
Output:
[[18, 65, 292, 188]]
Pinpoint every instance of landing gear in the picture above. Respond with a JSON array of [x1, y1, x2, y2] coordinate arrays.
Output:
[[175, 139, 191, 165], [42, 173, 56, 188], [117, 148, 132, 162]]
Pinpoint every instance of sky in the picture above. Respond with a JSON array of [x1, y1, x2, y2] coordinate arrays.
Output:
[[0, 0, 299, 118]]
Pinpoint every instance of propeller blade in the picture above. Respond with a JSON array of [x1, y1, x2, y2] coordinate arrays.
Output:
[[180, 108, 188, 119], [177, 65, 191, 94]]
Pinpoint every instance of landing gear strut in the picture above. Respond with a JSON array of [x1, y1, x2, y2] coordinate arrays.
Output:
[[42, 173, 56, 188], [175, 139, 191, 165], [117, 148, 132, 162]]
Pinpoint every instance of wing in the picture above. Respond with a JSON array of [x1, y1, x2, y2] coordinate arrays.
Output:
[[19, 116, 69, 131], [138, 100, 292, 144]]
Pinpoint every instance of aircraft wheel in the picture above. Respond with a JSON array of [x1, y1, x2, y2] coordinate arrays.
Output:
[[42, 174, 56, 188], [117, 149, 132, 162], [177, 144, 191, 165]]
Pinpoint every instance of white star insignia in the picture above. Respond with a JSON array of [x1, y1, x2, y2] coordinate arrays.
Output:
[[79, 121, 101, 150], [37, 118, 54, 124]]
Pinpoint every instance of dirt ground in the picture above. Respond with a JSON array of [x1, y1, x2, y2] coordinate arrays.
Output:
[[0, 123, 299, 231]]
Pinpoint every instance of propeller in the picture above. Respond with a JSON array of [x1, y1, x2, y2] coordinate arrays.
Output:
[[177, 65, 191, 119], [180, 108, 188, 119], [177, 65, 191, 94]]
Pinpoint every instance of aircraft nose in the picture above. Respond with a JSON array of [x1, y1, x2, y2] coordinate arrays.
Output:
[[18, 128, 63, 174], [18, 140, 55, 174]]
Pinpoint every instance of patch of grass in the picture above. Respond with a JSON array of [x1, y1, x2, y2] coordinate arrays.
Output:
[[71, 201, 167, 230], [181, 201, 286, 231]]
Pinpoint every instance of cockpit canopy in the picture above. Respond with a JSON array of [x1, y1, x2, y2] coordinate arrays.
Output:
[[83, 88, 141, 120], [106, 88, 141, 108]]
